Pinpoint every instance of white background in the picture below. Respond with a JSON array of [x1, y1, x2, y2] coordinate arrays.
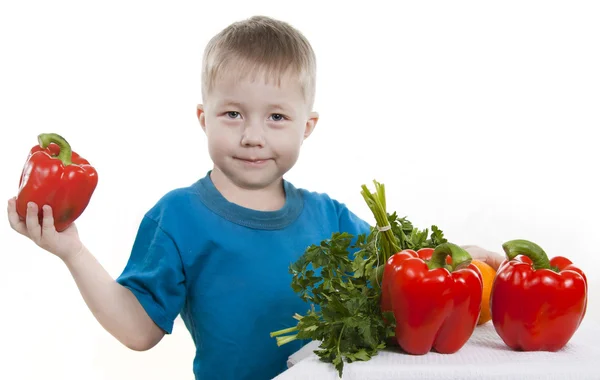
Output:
[[1, 1, 598, 379]]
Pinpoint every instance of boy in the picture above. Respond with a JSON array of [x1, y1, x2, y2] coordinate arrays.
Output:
[[7, 15, 503, 380]]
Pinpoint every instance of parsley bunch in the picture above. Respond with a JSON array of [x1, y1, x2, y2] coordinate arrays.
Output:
[[270, 180, 447, 377]]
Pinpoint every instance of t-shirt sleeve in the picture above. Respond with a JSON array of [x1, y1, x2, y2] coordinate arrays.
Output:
[[337, 203, 372, 240], [116, 215, 186, 334]]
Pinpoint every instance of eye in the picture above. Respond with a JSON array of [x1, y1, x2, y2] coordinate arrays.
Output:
[[226, 111, 240, 119], [270, 113, 286, 121]]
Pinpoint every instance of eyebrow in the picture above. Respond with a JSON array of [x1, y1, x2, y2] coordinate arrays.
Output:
[[221, 100, 243, 108], [220, 100, 293, 112], [267, 103, 293, 112]]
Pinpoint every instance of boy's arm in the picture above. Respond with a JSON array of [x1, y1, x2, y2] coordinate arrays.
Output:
[[7, 199, 180, 351], [64, 245, 165, 351]]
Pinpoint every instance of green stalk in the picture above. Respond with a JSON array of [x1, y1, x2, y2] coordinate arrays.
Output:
[[427, 243, 472, 271], [270, 326, 299, 337], [270, 312, 308, 346], [502, 239, 552, 270], [270, 325, 299, 346], [276, 334, 299, 346], [38, 133, 73, 166], [336, 325, 346, 359], [360, 180, 400, 262]]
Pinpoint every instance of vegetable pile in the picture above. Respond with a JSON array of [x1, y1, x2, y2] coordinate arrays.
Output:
[[270, 180, 589, 378], [270, 180, 449, 376]]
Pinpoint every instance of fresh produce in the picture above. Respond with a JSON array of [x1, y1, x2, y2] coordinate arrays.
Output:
[[380, 244, 483, 355], [491, 239, 587, 351], [471, 260, 496, 325], [16, 133, 98, 231], [270, 180, 448, 377], [406, 250, 496, 325]]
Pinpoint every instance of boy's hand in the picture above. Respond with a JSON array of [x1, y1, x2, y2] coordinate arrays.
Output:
[[7, 197, 83, 262], [461, 245, 505, 271]]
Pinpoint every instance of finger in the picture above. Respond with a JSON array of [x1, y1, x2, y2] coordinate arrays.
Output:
[[40, 205, 57, 241], [476, 249, 504, 270], [25, 202, 42, 243], [490, 253, 506, 271], [7, 197, 28, 236]]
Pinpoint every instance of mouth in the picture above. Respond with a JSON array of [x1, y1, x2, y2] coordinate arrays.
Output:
[[234, 157, 271, 165]]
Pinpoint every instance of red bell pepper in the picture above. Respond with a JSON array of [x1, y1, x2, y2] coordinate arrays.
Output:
[[16, 133, 98, 232], [381, 243, 483, 355], [491, 239, 587, 351]]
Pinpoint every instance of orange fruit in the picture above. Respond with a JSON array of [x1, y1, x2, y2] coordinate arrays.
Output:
[[472, 260, 496, 325]]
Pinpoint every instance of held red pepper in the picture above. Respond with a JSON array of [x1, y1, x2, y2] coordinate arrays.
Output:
[[381, 243, 483, 355], [16, 133, 98, 232], [491, 239, 587, 351]]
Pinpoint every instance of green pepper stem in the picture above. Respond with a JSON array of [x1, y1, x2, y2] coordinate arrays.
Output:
[[502, 239, 551, 270], [427, 243, 472, 271], [38, 133, 72, 166]]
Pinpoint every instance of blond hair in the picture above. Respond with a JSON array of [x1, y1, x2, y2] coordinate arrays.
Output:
[[201, 15, 317, 110]]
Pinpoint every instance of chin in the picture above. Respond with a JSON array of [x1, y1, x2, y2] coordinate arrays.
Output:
[[231, 171, 282, 190]]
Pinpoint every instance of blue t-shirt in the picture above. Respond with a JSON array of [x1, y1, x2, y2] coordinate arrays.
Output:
[[116, 172, 371, 380]]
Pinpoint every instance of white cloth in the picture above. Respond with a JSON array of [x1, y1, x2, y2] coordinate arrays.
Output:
[[275, 319, 600, 380]]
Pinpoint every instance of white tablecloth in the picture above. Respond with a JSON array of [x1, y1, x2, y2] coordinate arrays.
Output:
[[275, 319, 600, 380]]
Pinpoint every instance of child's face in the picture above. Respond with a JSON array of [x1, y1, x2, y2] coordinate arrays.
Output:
[[197, 70, 318, 190]]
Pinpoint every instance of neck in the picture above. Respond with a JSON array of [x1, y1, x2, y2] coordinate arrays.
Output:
[[209, 169, 285, 211]]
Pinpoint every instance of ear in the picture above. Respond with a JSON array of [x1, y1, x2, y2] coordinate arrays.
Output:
[[197, 104, 206, 132], [303, 111, 319, 139]]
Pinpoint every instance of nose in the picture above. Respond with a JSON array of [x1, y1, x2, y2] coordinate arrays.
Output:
[[240, 120, 265, 147]]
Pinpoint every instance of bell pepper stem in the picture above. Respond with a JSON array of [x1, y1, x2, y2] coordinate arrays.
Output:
[[38, 133, 72, 166], [427, 243, 472, 271], [502, 239, 551, 270]]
